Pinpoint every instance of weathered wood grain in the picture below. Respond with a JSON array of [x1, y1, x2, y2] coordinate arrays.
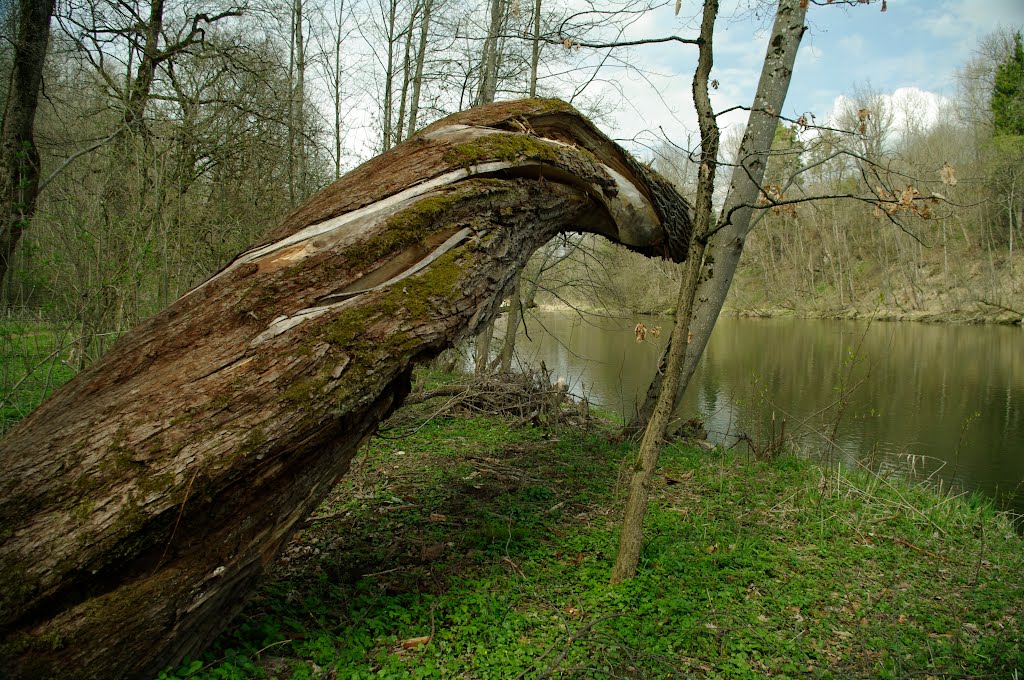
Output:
[[0, 98, 691, 679]]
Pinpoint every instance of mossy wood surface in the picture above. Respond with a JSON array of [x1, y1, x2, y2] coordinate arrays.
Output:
[[0, 99, 691, 679]]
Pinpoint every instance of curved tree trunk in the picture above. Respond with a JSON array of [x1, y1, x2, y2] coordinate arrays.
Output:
[[0, 99, 691, 679]]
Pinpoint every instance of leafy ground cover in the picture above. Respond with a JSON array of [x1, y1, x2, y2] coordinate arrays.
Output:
[[0, 320, 77, 434], [153, 376, 1023, 679]]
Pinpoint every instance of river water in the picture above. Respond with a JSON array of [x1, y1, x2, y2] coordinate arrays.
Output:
[[507, 311, 1023, 519]]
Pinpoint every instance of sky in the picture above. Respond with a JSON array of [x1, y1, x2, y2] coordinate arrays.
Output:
[[582, 0, 1024, 153]]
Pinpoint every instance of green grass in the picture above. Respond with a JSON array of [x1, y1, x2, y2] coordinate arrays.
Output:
[[152, 391, 1023, 679], [0, 320, 78, 434]]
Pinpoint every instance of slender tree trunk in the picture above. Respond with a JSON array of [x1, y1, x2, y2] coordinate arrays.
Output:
[[406, 0, 433, 138], [1008, 195, 1016, 280], [625, 0, 807, 435], [0, 0, 55, 292], [530, 0, 541, 97], [395, 0, 420, 145], [382, 0, 398, 150], [288, 1, 297, 205], [478, 0, 504, 105], [333, 0, 346, 180], [1015, 203, 1022, 290], [611, 0, 718, 585], [295, 0, 307, 198], [498, 272, 522, 371]]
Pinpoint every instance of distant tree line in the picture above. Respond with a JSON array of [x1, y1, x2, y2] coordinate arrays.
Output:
[[545, 28, 1024, 323], [0, 2, 1019, 391]]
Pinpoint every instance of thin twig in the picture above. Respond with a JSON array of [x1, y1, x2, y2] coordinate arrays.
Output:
[[531, 614, 627, 680]]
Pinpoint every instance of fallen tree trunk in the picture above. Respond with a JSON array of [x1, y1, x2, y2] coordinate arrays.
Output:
[[0, 99, 691, 679]]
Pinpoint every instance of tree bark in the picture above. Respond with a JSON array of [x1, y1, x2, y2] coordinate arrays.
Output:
[[611, 0, 718, 585], [478, 0, 505, 105], [625, 0, 807, 435], [294, 0, 307, 198], [406, 0, 433, 138], [124, 0, 166, 133], [497, 272, 523, 372], [0, 98, 691, 680], [530, 0, 542, 97], [332, 0, 347, 180], [0, 0, 55, 292], [474, 311, 495, 375], [394, 0, 420, 145], [381, 0, 399, 151]]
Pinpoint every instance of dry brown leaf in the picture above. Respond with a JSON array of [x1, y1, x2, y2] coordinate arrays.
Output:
[[857, 108, 871, 134], [399, 636, 431, 649], [939, 162, 957, 187]]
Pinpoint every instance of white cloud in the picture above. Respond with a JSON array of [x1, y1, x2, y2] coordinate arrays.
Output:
[[921, 12, 960, 40], [803, 45, 825, 62], [323, 0, 1009, 170], [837, 34, 865, 54], [926, 0, 1024, 36], [825, 86, 950, 138]]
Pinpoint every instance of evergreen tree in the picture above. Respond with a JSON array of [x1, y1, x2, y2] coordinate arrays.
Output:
[[992, 31, 1024, 136]]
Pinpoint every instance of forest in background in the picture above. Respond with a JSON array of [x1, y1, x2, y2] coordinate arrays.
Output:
[[544, 29, 1024, 322], [1, 0, 634, 367], [0, 0, 1020, 411]]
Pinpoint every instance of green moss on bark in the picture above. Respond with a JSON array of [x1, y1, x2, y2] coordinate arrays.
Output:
[[343, 183, 503, 272], [443, 133, 560, 169]]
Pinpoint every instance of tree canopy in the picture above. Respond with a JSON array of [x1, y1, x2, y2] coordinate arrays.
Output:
[[992, 31, 1024, 136]]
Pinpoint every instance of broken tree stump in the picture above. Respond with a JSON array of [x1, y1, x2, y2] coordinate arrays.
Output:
[[0, 99, 691, 679]]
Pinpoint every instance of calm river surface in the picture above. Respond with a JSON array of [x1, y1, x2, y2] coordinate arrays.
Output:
[[508, 311, 1023, 518]]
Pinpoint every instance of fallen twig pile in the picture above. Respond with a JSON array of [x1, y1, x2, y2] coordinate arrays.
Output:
[[391, 368, 590, 430]]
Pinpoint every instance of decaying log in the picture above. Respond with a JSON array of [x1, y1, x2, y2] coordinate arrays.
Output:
[[0, 99, 691, 679]]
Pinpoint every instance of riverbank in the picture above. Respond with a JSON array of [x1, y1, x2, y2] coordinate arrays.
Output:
[[154, 372, 1022, 679], [726, 304, 1023, 326], [532, 300, 1024, 325], [726, 261, 1024, 326]]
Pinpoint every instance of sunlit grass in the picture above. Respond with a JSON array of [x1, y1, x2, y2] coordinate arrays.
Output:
[[153, 374, 1023, 679]]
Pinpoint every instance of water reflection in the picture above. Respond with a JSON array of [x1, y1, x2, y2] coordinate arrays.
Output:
[[510, 311, 1024, 517]]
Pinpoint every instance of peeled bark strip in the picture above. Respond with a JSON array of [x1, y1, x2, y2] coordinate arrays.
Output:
[[0, 99, 691, 679]]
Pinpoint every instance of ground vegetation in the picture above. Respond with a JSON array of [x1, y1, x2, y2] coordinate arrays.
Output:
[[147, 368, 1024, 679]]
